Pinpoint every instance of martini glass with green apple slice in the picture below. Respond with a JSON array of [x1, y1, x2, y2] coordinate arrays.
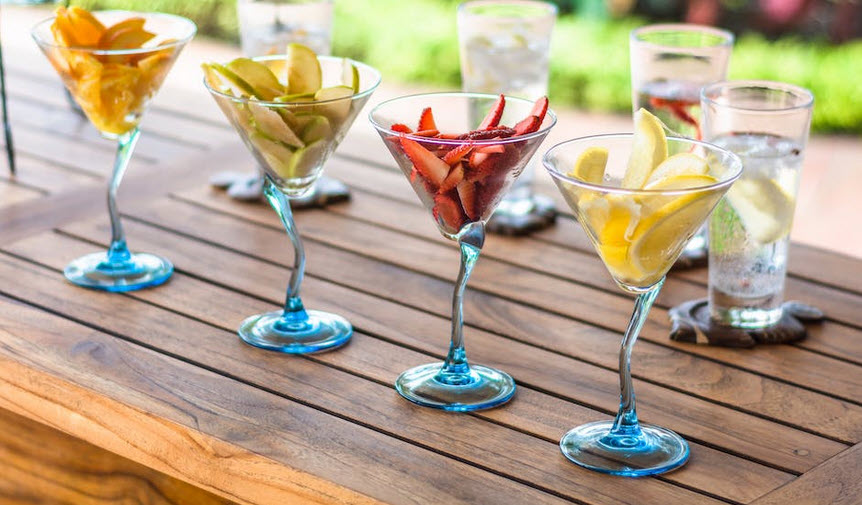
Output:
[[204, 51, 380, 354]]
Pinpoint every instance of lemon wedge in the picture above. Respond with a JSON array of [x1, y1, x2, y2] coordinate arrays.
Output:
[[725, 177, 795, 244], [570, 146, 608, 184], [645, 152, 708, 186], [593, 196, 643, 282], [622, 108, 668, 189]]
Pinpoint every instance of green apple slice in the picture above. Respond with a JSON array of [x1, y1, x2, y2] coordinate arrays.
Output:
[[342, 58, 360, 93], [285, 139, 327, 179], [300, 115, 332, 144], [249, 132, 295, 178], [274, 92, 315, 102], [225, 58, 284, 101], [286, 43, 322, 95], [313, 85, 353, 122], [202, 63, 253, 97], [248, 102, 304, 148]]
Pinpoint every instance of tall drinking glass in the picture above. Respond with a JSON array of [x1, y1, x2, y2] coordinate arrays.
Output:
[[457, 0, 557, 235], [702, 81, 813, 329], [630, 24, 733, 264]]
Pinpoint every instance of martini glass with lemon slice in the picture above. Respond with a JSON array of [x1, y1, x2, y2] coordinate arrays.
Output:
[[32, 7, 196, 291], [204, 48, 381, 353], [544, 110, 741, 476]]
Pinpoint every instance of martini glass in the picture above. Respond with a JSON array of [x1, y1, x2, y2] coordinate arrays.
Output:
[[544, 134, 741, 476], [204, 55, 381, 354], [370, 92, 556, 411], [32, 11, 196, 291]]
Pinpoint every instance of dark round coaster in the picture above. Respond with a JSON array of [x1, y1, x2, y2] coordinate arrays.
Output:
[[209, 170, 350, 208], [669, 298, 825, 347], [486, 194, 557, 236]]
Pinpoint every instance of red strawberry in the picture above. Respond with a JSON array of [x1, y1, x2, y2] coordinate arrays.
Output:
[[530, 96, 549, 122], [456, 180, 478, 220], [458, 127, 516, 141], [434, 192, 467, 231], [474, 144, 505, 155], [439, 162, 464, 192], [418, 107, 437, 131], [413, 129, 440, 137], [400, 137, 450, 187], [437, 133, 462, 140], [478, 94, 505, 130], [513, 115, 541, 135], [391, 123, 413, 133], [442, 143, 473, 165]]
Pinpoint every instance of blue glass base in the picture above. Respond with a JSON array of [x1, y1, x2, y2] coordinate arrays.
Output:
[[64, 252, 173, 292], [238, 309, 352, 354], [560, 420, 689, 477], [395, 362, 516, 412]]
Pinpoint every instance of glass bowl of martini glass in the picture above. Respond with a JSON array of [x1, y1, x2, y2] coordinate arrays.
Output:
[[203, 45, 380, 354], [32, 7, 196, 291], [370, 92, 556, 411], [543, 110, 742, 476]]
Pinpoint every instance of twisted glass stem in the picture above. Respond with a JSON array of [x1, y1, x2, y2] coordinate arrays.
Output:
[[263, 179, 310, 329], [105, 128, 141, 265], [439, 221, 485, 378], [607, 278, 664, 439]]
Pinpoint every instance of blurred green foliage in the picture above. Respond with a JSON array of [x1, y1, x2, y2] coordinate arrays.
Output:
[[75, 0, 862, 133]]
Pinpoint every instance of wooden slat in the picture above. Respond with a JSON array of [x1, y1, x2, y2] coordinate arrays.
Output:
[[147, 190, 862, 442], [750, 443, 862, 505], [16, 218, 846, 476], [0, 251, 743, 505], [0, 407, 236, 505], [0, 295, 572, 505], [0, 180, 43, 208], [0, 151, 100, 194]]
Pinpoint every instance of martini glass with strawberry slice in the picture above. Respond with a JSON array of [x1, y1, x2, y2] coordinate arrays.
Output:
[[543, 110, 742, 475], [32, 7, 196, 291], [370, 92, 556, 411]]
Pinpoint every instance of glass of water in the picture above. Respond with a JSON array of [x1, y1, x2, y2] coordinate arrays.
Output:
[[457, 0, 557, 235], [630, 24, 733, 265], [702, 80, 814, 329], [237, 0, 334, 56]]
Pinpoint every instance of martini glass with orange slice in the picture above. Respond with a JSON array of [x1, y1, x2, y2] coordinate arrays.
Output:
[[370, 92, 556, 411], [32, 7, 196, 291], [543, 110, 741, 475]]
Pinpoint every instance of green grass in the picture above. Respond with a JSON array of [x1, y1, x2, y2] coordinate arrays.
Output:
[[75, 0, 862, 133]]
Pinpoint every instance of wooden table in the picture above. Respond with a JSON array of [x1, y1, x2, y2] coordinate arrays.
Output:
[[1, 66, 861, 505]]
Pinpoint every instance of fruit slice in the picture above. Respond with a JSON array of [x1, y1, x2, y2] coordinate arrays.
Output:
[[478, 94, 505, 130], [513, 115, 541, 135], [456, 180, 478, 220], [286, 43, 322, 94], [299, 115, 332, 144], [570, 147, 608, 184], [391, 123, 412, 133], [313, 85, 353, 122], [622, 108, 668, 189], [248, 102, 304, 148], [274, 92, 315, 102], [442, 143, 473, 166], [250, 132, 295, 177], [202, 63, 253, 97], [418, 107, 437, 131], [226, 58, 284, 100], [530, 96, 549, 123], [400, 137, 449, 187], [439, 162, 465, 192], [285, 139, 327, 180], [594, 197, 642, 281], [97, 18, 150, 49], [724, 177, 795, 244], [342, 59, 360, 93], [645, 152, 708, 186], [644, 173, 717, 191], [434, 193, 467, 232], [67, 6, 105, 46]]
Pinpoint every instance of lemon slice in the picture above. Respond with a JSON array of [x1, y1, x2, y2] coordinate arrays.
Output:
[[645, 152, 708, 186], [725, 177, 795, 244], [628, 191, 718, 284], [593, 196, 643, 282], [286, 43, 322, 94], [644, 174, 717, 191], [622, 108, 668, 189], [570, 146, 608, 184]]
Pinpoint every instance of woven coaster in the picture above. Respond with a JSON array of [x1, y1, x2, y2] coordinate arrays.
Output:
[[669, 298, 825, 348]]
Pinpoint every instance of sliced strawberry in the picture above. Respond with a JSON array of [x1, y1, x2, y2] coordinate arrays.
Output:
[[458, 126, 516, 141], [456, 180, 479, 220], [400, 137, 449, 187], [391, 123, 413, 133], [418, 107, 437, 131], [412, 129, 440, 137], [513, 115, 541, 135], [478, 94, 505, 130], [442, 143, 473, 165], [439, 162, 465, 192], [437, 133, 462, 140], [474, 144, 505, 155], [530, 96, 549, 122], [477, 173, 509, 215], [434, 192, 467, 232]]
